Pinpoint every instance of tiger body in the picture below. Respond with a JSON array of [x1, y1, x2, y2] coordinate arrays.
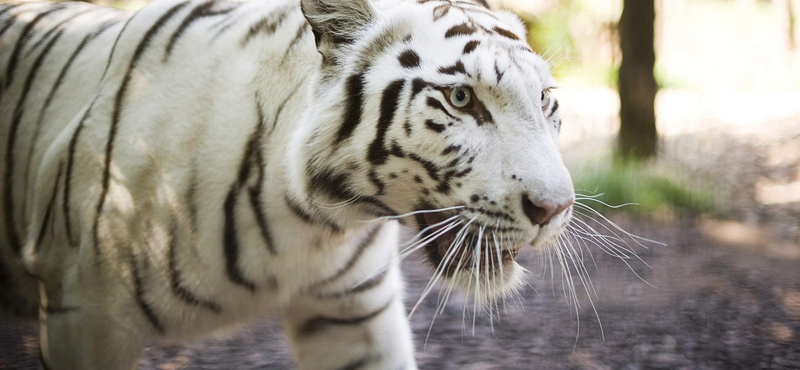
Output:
[[0, 0, 574, 369]]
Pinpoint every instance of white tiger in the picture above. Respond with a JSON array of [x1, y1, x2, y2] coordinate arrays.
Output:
[[0, 0, 575, 368]]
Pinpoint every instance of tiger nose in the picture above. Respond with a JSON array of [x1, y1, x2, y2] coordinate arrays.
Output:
[[521, 194, 574, 226]]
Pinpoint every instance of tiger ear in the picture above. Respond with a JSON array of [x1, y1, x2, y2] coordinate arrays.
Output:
[[300, 0, 376, 57]]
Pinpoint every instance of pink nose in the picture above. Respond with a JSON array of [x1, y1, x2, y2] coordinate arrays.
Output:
[[522, 195, 574, 226]]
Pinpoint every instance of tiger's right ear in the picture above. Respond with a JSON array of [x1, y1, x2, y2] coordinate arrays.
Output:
[[300, 0, 376, 60]]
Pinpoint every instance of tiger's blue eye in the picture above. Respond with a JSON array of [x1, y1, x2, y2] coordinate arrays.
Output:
[[449, 87, 471, 108]]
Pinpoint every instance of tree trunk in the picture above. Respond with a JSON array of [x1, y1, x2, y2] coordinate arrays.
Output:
[[617, 0, 658, 160]]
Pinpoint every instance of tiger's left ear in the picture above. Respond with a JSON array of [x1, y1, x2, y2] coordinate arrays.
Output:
[[496, 10, 528, 40], [300, 0, 376, 60]]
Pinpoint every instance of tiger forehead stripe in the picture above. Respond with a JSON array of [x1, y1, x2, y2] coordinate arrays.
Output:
[[444, 23, 476, 38], [398, 49, 420, 69], [438, 60, 467, 76], [462, 40, 480, 54], [492, 25, 519, 41]]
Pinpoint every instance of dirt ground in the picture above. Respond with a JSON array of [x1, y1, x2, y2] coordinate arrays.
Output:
[[1, 214, 799, 370]]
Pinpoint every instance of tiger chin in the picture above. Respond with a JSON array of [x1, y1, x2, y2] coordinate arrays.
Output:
[[0, 0, 573, 368]]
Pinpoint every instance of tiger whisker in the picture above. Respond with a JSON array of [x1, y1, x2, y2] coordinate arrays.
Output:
[[308, 193, 363, 210], [359, 205, 465, 222], [352, 217, 461, 291], [571, 210, 655, 272], [410, 217, 475, 319], [573, 201, 665, 247]]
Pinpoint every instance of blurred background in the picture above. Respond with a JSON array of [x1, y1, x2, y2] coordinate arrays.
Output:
[[1, 0, 799, 369]]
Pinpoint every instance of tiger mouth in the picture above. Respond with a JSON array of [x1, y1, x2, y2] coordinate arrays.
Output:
[[419, 213, 520, 276]]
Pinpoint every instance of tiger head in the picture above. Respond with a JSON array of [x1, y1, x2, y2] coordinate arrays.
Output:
[[291, 0, 574, 303]]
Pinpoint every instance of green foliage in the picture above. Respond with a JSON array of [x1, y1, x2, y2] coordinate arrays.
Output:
[[572, 160, 716, 217], [516, 7, 580, 80]]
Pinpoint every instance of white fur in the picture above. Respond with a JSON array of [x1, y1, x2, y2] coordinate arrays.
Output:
[[0, 0, 573, 368]]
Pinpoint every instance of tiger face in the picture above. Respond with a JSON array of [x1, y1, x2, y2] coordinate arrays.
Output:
[[296, 0, 574, 303]]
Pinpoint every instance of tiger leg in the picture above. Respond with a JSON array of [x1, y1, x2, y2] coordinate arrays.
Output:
[[37, 279, 147, 370], [283, 223, 417, 370]]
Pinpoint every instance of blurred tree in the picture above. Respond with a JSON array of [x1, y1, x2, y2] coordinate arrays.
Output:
[[617, 0, 658, 160]]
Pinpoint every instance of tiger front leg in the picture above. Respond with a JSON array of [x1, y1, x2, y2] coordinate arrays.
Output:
[[282, 227, 417, 370], [36, 272, 148, 370]]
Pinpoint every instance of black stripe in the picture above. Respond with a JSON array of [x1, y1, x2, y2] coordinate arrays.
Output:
[[42, 19, 118, 115], [442, 144, 461, 156], [307, 168, 353, 203], [164, 0, 234, 62], [390, 141, 405, 158], [471, 0, 490, 9], [306, 168, 399, 218], [63, 107, 92, 247], [433, 4, 450, 21], [547, 99, 559, 118], [462, 40, 480, 54], [223, 186, 257, 292], [271, 84, 299, 131], [407, 152, 440, 181], [425, 119, 446, 133], [367, 79, 406, 166], [317, 268, 388, 300], [410, 78, 431, 101], [130, 253, 165, 334], [187, 165, 199, 236], [210, 9, 243, 40], [358, 196, 399, 219], [27, 8, 93, 54], [4, 19, 69, 255], [472, 97, 494, 125], [444, 23, 476, 38], [35, 164, 63, 253], [355, 26, 410, 72], [0, 4, 24, 38], [437, 61, 467, 75], [25, 20, 120, 207], [494, 61, 505, 82], [397, 49, 420, 69], [311, 224, 381, 288], [94, 0, 190, 257], [335, 73, 366, 144], [168, 223, 223, 312], [368, 169, 385, 195], [0, 17, 16, 39], [240, 6, 291, 46], [3, 4, 67, 89], [246, 111, 276, 254], [426, 97, 457, 119], [22, 13, 100, 222], [0, 4, 21, 19], [284, 195, 342, 232], [298, 298, 394, 338], [493, 26, 519, 40], [280, 22, 308, 65], [248, 186, 275, 254]]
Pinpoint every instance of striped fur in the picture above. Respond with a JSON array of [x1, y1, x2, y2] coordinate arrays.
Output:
[[0, 0, 572, 368]]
